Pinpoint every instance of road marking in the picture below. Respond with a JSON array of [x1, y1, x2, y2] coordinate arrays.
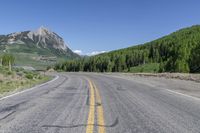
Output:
[[86, 79, 95, 133], [0, 75, 59, 101], [93, 81, 106, 133], [104, 74, 200, 102], [165, 89, 200, 101]]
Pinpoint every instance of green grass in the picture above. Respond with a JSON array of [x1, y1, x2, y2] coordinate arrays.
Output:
[[0, 52, 59, 70], [6, 43, 54, 55], [0, 66, 52, 96], [0, 44, 68, 70], [13, 53, 55, 70], [127, 63, 160, 73], [0, 76, 51, 95]]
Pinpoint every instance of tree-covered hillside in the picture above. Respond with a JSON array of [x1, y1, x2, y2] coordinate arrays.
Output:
[[55, 25, 200, 73]]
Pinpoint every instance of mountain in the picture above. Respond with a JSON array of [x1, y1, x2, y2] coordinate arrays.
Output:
[[55, 25, 200, 73], [0, 26, 79, 69]]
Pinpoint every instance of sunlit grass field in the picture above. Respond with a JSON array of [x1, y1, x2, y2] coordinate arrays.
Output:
[[0, 66, 52, 97]]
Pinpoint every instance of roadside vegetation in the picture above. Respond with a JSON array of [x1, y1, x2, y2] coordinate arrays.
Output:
[[54, 25, 200, 73], [0, 54, 52, 97], [126, 63, 160, 73]]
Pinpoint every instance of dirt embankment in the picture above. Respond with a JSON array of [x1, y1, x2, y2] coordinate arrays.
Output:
[[125, 73, 200, 83]]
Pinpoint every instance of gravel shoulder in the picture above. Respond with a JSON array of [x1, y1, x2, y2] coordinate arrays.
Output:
[[107, 73, 200, 99]]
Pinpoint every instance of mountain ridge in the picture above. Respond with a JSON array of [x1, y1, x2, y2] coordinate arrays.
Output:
[[0, 26, 73, 54], [0, 26, 79, 69]]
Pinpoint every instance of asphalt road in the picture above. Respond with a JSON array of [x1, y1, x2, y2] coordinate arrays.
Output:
[[0, 73, 200, 133]]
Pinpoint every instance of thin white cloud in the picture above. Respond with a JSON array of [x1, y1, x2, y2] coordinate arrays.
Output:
[[87, 51, 107, 56], [73, 50, 107, 56], [73, 50, 82, 55]]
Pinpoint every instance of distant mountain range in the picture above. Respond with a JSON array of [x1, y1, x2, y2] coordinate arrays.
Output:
[[0, 26, 79, 69]]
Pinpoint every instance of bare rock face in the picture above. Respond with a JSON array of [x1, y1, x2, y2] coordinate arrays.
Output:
[[27, 26, 68, 51], [0, 26, 79, 58]]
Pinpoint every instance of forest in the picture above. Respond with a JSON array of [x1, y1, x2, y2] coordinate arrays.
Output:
[[54, 25, 200, 73]]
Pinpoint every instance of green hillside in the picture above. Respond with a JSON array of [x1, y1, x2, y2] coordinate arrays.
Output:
[[55, 25, 200, 73], [0, 43, 75, 69]]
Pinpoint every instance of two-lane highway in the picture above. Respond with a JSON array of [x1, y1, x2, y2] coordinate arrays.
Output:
[[0, 73, 200, 133]]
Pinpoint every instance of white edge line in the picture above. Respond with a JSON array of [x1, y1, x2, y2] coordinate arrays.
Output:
[[0, 75, 59, 101], [165, 89, 200, 101], [104, 74, 200, 101]]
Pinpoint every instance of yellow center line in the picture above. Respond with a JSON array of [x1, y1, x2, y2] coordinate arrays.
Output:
[[93, 81, 106, 133], [86, 79, 106, 133], [86, 79, 95, 133]]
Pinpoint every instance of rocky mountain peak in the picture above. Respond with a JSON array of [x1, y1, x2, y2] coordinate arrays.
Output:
[[0, 27, 72, 53], [36, 26, 51, 36], [0, 27, 79, 68], [28, 26, 51, 38], [26, 26, 68, 51]]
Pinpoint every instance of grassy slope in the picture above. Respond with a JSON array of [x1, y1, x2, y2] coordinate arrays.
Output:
[[126, 63, 160, 73], [0, 66, 52, 97], [0, 44, 65, 70]]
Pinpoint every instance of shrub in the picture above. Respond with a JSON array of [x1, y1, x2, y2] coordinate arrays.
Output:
[[7, 71, 13, 75], [46, 66, 51, 70], [38, 75, 42, 79], [25, 74, 34, 79]]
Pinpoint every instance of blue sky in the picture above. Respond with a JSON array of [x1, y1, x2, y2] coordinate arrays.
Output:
[[0, 0, 200, 55]]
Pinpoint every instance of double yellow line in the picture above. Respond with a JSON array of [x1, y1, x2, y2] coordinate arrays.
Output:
[[86, 79, 106, 133]]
